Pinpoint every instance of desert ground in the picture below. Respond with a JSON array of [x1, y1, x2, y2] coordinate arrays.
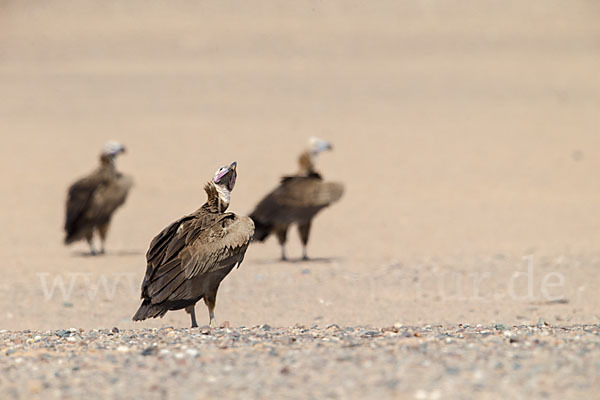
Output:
[[1, 0, 599, 398]]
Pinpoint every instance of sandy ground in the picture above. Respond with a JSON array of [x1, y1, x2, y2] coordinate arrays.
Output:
[[1, 0, 600, 398]]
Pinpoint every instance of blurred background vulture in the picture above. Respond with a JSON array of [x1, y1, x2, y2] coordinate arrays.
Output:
[[250, 137, 344, 261], [64, 141, 132, 255], [133, 162, 254, 328]]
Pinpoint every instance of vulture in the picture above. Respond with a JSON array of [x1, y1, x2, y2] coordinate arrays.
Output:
[[250, 137, 344, 261], [133, 161, 254, 328], [64, 141, 133, 255]]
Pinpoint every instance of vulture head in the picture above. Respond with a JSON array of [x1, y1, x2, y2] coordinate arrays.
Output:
[[100, 140, 126, 165], [210, 161, 237, 211], [298, 137, 332, 176], [308, 137, 333, 155], [213, 161, 237, 192], [102, 140, 126, 157]]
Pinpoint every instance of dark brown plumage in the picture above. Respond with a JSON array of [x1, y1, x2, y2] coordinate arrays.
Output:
[[250, 138, 344, 261], [133, 162, 254, 328], [64, 141, 132, 255]]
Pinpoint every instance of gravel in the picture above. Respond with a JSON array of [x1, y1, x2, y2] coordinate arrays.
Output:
[[1, 324, 599, 399]]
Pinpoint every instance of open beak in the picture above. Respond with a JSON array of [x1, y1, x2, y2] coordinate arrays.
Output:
[[229, 161, 237, 171]]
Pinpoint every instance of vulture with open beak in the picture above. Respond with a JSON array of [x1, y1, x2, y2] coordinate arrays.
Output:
[[64, 141, 133, 255], [133, 161, 254, 328], [250, 137, 344, 261]]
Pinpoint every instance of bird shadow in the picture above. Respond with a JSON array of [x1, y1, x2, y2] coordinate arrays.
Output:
[[71, 249, 144, 258], [252, 256, 342, 265]]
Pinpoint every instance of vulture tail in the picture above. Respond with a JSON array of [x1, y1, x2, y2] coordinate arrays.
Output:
[[132, 300, 168, 321], [249, 215, 272, 242], [63, 230, 80, 245]]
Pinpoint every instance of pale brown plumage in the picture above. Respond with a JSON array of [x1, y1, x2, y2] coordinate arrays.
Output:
[[250, 138, 344, 260], [64, 142, 132, 255], [133, 162, 254, 328]]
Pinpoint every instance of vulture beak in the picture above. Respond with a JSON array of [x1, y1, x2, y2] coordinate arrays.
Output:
[[111, 145, 126, 157], [227, 162, 237, 190]]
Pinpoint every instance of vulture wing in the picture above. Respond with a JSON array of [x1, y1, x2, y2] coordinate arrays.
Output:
[[64, 173, 110, 238], [274, 177, 344, 208], [88, 173, 133, 219], [252, 176, 344, 224], [141, 213, 254, 305], [64, 171, 132, 242]]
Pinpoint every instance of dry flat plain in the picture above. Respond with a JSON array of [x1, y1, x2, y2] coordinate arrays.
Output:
[[1, 1, 600, 398]]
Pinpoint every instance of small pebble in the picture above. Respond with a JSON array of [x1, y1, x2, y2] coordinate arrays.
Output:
[[0, 323, 596, 398]]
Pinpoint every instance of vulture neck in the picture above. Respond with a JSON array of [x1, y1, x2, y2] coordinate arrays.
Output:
[[204, 182, 230, 213], [99, 154, 116, 172], [298, 151, 317, 176]]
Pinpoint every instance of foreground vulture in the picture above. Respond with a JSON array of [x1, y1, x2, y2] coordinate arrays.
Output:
[[133, 161, 254, 328], [250, 137, 344, 261], [64, 141, 132, 255]]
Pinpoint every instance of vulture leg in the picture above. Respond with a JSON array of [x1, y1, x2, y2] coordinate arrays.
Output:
[[297, 221, 312, 261], [186, 305, 198, 328], [97, 222, 110, 254], [275, 225, 289, 261], [86, 231, 97, 256], [204, 291, 217, 327]]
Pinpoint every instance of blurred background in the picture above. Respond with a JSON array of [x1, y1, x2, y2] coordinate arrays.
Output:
[[1, 0, 599, 330]]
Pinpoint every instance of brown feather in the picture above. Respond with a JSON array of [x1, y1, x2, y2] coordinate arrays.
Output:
[[251, 176, 344, 230], [64, 156, 132, 244], [249, 149, 343, 258], [134, 181, 254, 322]]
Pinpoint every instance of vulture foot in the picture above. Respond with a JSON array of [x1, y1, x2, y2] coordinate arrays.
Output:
[[298, 246, 310, 261], [87, 239, 98, 256], [186, 306, 198, 328], [301, 246, 309, 261]]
